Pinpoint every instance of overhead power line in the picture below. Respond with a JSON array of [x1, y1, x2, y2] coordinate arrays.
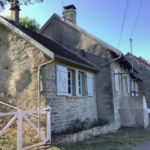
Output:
[[118, 0, 129, 49], [130, 0, 144, 38]]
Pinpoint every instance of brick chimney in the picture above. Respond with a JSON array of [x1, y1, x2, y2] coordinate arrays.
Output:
[[63, 5, 76, 25], [10, 0, 20, 23]]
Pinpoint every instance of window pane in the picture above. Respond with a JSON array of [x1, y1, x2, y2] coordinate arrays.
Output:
[[79, 88, 81, 94], [68, 79, 70, 85], [68, 87, 71, 93], [79, 81, 80, 86], [68, 72, 70, 78], [78, 74, 80, 80]]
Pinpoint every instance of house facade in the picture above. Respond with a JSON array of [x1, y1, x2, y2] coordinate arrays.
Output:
[[0, 3, 148, 141], [126, 52, 150, 107], [38, 5, 144, 129]]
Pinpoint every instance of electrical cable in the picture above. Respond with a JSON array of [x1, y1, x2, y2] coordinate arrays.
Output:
[[130, 0, 144, 38], [118, 0, 129, 49]]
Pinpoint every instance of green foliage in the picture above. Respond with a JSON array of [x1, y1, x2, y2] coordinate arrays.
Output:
[[0, 0, 44, 12], [6, 16, 40, 32], [19, 16, 40, 32], [93, 118, 109, 127]]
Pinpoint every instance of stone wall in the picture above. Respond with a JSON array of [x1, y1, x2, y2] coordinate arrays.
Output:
[[126, 55, 150, 108], [0, 23, 48, 111], [110, 57, 139, 129], [52, 123, 117, 144], [119, 96, 149, 128], [41, 59, 97, 133]]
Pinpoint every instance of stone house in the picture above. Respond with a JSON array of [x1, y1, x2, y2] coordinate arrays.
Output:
[[126, 52, 150, 108], [38, 5, 147, 129], [0, 2, 148, 139]]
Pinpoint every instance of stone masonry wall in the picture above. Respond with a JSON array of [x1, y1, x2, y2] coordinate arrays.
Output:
[[41, 59, 97, 133], [110, 58, 139, 129], [0, 23, 48, 111], [126, 55, 150, 108]]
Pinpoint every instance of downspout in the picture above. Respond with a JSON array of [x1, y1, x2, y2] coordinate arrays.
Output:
[[38, 56, 55, 131], [99, 53, 122, 70]]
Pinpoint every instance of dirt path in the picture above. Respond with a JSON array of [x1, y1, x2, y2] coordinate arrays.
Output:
[[135, 141, 150, 150]]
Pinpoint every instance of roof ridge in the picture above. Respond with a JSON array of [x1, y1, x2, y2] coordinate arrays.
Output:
[[125, 52, 150, 68]]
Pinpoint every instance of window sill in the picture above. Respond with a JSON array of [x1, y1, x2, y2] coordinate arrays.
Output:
[[66, 96, 88, 99]]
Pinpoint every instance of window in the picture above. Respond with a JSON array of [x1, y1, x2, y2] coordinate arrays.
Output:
[[131, 80, 139, 96], [68, 70, 72, 96], [78, 73, 82, 96], [56, 65, 93, 97], [114, 69, 119, 92], [126, 77, 130, 94]]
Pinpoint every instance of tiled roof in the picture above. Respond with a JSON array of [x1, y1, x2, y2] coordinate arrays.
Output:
[[126, 52, 150, 68], [0, 16, 99, 72]]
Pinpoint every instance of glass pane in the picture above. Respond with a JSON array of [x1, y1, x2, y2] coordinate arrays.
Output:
[[79, 88, 81, 94], [79, 81, 80, 86], [68, 72, 70, 78], [68, 79, 70, 85], [78, 74, 80, 80], [68, 87, 71, 93]]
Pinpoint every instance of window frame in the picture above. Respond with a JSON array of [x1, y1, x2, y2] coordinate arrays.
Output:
[[68, 70, 73, 96], [78, 72, 82, 96]]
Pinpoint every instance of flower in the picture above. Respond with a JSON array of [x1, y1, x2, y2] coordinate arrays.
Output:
[[76, 118, 80, 122], [86, 118, 90, 121]]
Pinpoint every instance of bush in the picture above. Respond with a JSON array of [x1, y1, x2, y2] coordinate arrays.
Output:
[[93, 118, 109, 127]]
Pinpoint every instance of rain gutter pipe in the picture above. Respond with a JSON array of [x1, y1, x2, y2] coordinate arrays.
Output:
[[99, 53, 122, 70], [38, 56, 55, 131]]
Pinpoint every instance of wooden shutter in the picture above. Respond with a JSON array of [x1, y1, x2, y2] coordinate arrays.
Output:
[[87, 73, 93, 96], [114, 69, 119, 92], [56, 65, 68, 95], [127, 77, 130, 94]]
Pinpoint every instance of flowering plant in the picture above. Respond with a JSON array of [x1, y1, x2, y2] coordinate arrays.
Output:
[[75, 118, 90, 131]]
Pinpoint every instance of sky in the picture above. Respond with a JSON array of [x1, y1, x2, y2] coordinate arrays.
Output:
[[0, 0, 149, 62]]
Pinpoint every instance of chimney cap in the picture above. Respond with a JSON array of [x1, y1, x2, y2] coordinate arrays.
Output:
[[10, 0, 21, 10], [63, 4, 76, 10]]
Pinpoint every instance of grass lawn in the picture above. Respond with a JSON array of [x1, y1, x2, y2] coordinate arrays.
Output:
[[36, 127, 150, 150]]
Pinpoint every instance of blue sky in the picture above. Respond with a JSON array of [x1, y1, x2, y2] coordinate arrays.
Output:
[[0, 0, 149, 61]]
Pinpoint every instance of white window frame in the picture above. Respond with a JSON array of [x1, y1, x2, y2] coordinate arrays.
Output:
[[68, 70, 72, 96], [78, 72, 82, 96]]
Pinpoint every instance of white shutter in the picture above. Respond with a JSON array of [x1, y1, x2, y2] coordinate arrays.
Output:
[[114, 69, 119, 92], [127, 77, 130, 94], [87, 73, 93, 96], [56, 65, 68, 95]]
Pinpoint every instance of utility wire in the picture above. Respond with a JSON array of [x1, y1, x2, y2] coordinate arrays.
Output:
[[130, 0, 144, 38], [118, 0, 129, 49]]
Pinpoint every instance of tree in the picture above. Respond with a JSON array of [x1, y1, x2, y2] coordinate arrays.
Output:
[[7, 16, 40, 32], [19, 16, 40, 32], [0, 0, 43, 11]]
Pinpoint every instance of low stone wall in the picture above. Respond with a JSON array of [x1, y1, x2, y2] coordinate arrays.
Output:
[[52, 123, 117, 144]]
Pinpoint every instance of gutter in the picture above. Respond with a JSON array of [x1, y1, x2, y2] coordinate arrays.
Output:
[[38, 56, 55, 131], [99, 53, 122, 70]]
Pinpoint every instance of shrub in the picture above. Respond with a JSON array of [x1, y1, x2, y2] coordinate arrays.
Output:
[[93, 118, 109, 127]]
